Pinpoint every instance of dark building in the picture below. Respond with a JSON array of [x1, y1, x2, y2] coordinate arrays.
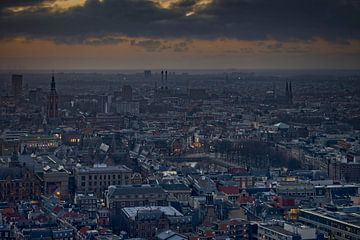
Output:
[[47, 74, 59, 120], [285, 81, 293, 105], [0, 154, 42, 202], [0, 225, 16, 240], [122, 85, 133, 101], [144, 70, 152, 79], [119, 206, 189, 239], [11, 74, 22, 98], [299, 208, 360, 240], [329, 161, 360, 183], [105, 184, 168, 214]]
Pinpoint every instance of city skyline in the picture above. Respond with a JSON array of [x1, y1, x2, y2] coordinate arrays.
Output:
[[0, 0, 359, 70]]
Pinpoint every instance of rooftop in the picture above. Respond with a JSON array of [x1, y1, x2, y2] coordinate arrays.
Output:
[[77, 165, 132, 174], [122, 206, 182, 221]]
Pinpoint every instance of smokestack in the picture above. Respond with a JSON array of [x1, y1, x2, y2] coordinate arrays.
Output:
[[165, 70, 168, 89], [161, 70, 164, 89]]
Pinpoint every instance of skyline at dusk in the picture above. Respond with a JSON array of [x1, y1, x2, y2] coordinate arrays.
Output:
[[0, 0, 359, 70]]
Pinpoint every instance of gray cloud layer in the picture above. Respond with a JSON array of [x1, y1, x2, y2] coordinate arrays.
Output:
[[0, 0, 359, 44]]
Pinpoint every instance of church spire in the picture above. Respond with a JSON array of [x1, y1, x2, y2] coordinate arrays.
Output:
[[51, 72, 56, 91]]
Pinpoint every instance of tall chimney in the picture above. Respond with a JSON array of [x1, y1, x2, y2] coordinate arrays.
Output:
[[165, 70, 168, 89], [161, 70, 164, 89]]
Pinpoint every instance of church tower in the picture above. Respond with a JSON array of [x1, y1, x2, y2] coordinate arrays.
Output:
[[289, 81, 293, 104], [47, 73, 59, 120]]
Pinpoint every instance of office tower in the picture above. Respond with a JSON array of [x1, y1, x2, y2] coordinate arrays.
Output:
[[122, 84, 133, 101], [11, 74, 22, 97]]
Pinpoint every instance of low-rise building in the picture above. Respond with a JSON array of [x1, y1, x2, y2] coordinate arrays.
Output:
[[75, 164, 132, 197]]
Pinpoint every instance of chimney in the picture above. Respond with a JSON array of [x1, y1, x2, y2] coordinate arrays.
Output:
[[165, 70, 168, 89], [161, 70, 164, 89]]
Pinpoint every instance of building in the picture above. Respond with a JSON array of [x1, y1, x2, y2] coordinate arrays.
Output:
[[119, 206, 185, 239], [114, 101, 139, 115], [21, 134, 61, 153], [144, 70, 152, 79], [122, 85, 133, 101], [329, 161, 360, 183], [47, 74, 59, 120], [276, 183, 316, 200], [75, 164, 132, 197], [258, 224, 301, 240], [43, 167, 70, 199], [0, 224, 16, 240], [74, 193, 98, 218], [11, 74, 22, 98], [160, 183, 191, 204], [0, 167, 42, 202], [105, 184, 168, 215], [214, 219, 249, 239], [298, 208, 360, 240]]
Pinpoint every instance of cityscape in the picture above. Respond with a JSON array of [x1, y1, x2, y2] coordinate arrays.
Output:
[[1, 1, 360, 240]]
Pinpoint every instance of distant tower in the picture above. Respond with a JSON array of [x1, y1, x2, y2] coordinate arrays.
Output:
[[161, 71, 164, 89], [11, 74, 23, 97], [289, 81, 293, 104], [47, 73, 59, 120], [165, 70, 168, 89], [144, 70, 152, 79], [122, 85, 133, 101], [285, 81, 289, 99]]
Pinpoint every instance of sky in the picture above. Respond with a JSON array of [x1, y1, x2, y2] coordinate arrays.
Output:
[[0, 0, 359, 70]]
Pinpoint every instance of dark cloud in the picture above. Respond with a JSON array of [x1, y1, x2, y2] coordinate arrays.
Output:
[[0, 0, 359, 44]]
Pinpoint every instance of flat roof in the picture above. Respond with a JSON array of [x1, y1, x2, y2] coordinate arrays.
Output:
[[77, 165, 132, 174], [122, 206, 182, 220]]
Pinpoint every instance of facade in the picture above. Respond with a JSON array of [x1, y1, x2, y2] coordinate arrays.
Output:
[[74, 193, 97, 218], [214, 219, 249, 240], [0, 225, 16, 240], [75, 164, 132, 197], [122, 85, 133, 101], [43, 169, 70, 199], [161, 183, 191, 204], [20, 134, 60, 153], [0, 168, 42, 202], [114, 101, 140, 115], [120, 206, 185, 240], [276, 183, 316, 199], [329, 161, 360, 183], [105, 184, 168, 215], [11, 74, 22, 98], [258, 224, 301, 240], [298, 208, 360, 240]]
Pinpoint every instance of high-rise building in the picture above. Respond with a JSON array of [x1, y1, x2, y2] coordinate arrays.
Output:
[[144, 70, 152, 78], [47, 74, 59, 119], [122, 85, 133, 101], [11, 74, 23, 97]]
